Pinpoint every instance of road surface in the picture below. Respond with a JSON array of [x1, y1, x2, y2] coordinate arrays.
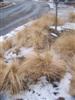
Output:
[[0, 0, 74, 35], [0, 0, 50, 35]]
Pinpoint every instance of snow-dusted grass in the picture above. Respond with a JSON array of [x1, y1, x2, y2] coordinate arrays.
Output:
[[4, 47, 33, 63], [12, 73, 72, 100], [0, 13, 75, 99], [0, 14, 57, 94]]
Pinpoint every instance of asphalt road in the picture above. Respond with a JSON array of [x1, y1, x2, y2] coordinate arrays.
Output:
[[0, 0, 50, 35], [0, 0, 75, 36]]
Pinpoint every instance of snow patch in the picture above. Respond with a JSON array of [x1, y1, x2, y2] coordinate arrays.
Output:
[[12, 73, 73, 100], [51, 33, 58, 37], [63, 23, 75, 30], [48, 2, 54, 9], [4, 47, 33, 63], [50, 26, 64, 32]]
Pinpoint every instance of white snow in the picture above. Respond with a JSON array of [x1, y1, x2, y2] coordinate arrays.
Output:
[[34, 0, 39, 2], [48, 2, 54, 9], [0, 31, 16, 42], [19, 47, 33, 57], [0, 36, 4, 42], [14, 25, 25, 32], [50, 26, 64, 31], [63, 23, 75, 30], [12, 73, 73, 100], [4, 51, 17, 63], [4, 47, 34, 63], [51, 33, 58, 37], [50, 23, 75, 34]]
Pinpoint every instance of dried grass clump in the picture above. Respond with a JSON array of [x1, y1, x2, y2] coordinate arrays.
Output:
[[31, 13, 55, 29], [2, 38, 12, 50], [14, 14, 53, 48], [51, 31, 75, 56], [0, 60, 23, 94], [14, 28, 33, 48], [14, 13, 64, 48], [0, 13, 66, 94], [0, 38, 13, 57], [0, 52, 66, 94], [14, 14, 57, 50], [31, 29, 53, 51], [69, 12, 75, 22], [32, 13, 65, 27], [0, 59, 9, 90], [0, 43, 4, 58], [53, 16, 65, 26], [18, 53, 66, 85], [50, 31, 75, 96]]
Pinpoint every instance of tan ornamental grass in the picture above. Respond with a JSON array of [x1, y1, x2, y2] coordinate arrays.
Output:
[[69, 12, 75, 22], [50, 30, 75, 96]]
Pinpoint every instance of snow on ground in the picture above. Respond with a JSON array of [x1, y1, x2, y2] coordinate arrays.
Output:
[[50, 26, 64, 32], [49, 23, 75, 37], [50, 23, 75, 32], [0, 31, 15, 42], [48, 2, 54, 9], [4, 47, 33, 63], [51, 33, 58, 37], [63, 23, 75, 30], [12, 73, 73, 100]]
